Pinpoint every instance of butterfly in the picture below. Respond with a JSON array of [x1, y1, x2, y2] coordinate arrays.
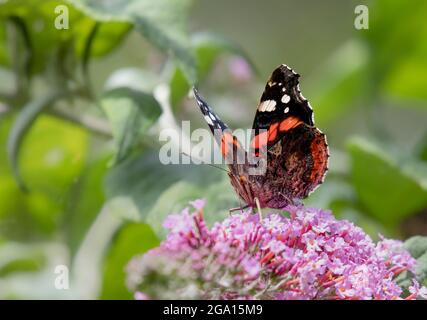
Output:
[[193, 64, 329, 210]]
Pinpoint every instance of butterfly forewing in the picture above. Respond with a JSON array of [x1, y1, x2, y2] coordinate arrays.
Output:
[[251, 64, 314, 154]]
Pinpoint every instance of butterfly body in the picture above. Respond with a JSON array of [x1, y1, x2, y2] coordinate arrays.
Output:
[[194, 64, 329, 209]]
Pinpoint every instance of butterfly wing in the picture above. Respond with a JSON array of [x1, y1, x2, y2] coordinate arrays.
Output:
[[258, 123, 329, 208], [193, 88, 244, 161], [251, 64, 314, 154], [249, 65, 329, 207], [193, 88, 253, 206], [193, 88, 228, 134], [192, 64, 329, 209]]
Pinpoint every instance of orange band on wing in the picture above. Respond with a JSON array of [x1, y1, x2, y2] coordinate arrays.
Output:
[[251, 118, 302, 152], [279, 117, 302, 132], [250, 122, 280, 151], [220, 132, 240, 156], [268, 122, 279, 141], [251, 130, 268, 150]]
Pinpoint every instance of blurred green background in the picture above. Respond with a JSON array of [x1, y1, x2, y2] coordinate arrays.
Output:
[[0, 0, 427, 299]]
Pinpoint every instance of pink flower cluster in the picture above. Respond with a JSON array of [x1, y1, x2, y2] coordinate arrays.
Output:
[[126, 200, 426, 300]]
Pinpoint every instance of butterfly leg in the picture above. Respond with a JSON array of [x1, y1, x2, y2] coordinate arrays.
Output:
[[280, 192, 303, 206], [279, 192, 293, 206], [229, 204, 250, 215], [254, 197, 263, 222]]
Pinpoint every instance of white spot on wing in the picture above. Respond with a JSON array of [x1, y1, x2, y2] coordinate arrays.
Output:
[[307, 101, 314, 123], [281, 94, 290, 104], [284, 107, 290, 113], [204, 115, 214, 126], [258, 100, 277, 112]]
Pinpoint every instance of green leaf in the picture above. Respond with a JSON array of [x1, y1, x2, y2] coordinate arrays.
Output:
[[69, 0, 196, 83], [0, 0, 131, 76], [18, 115, 88, 194], [304, 177, 355, 209], [100, 222, 159, 299], [65, 155, 109, 256], [348, 137, 427, 226], [105, 68, 160, 93], [0, 21, 9, 66], [308, 40, 369, 126], [101, 87, 162, 164], [404, 236, 427, 259], [74, 20, 131, 61], [169, 32, 256, 108], [416, 253, 427, 287], [404, 236, 427, 286], [414, 132, 427, 162], [363, 0, 427, 102], [191, 32, 256, 81], [0, 114, 88, 238], [146, 177, 233, 238], [104, 151, 237, 226], [145, 181, 201, 237], [7, 15, 33, 82], [0, 252, 46, 277], [7, 91, 68, 191]]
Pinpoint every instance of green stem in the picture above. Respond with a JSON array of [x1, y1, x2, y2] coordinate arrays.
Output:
[[48, 106, 112, 138], [81, 22, 100, 100]]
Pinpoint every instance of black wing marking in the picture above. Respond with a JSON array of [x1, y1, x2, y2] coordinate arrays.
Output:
[[193, 87, 228, 133], [250, 64, 315, 152], [193, 87, 232, 150], [252, 64, 314, 130]]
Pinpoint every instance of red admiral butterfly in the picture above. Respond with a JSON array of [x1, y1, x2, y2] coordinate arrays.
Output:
[[194, 64, 329, 209]]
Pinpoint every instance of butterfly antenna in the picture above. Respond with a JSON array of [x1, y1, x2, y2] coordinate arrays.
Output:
[[181, 151, 230, 174]]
